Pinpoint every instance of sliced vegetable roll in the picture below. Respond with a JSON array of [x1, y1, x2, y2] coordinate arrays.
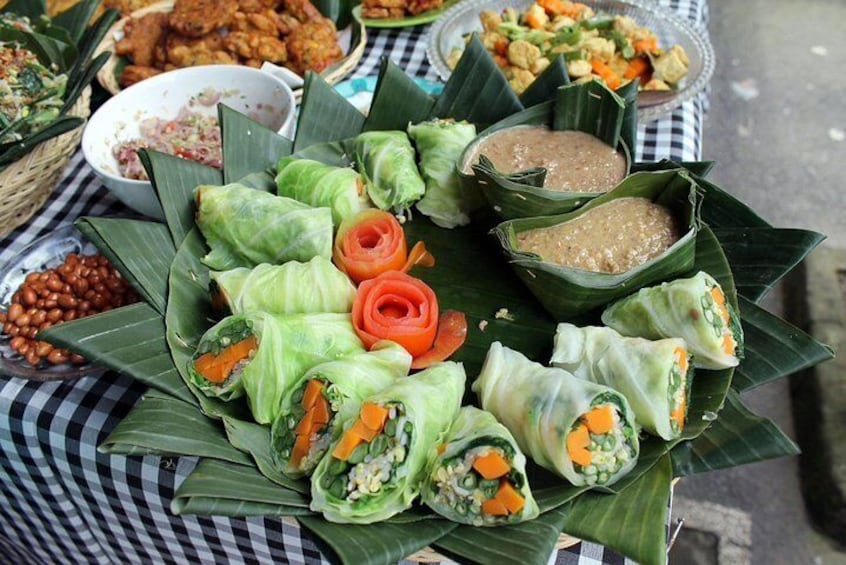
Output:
[[550, 323, 692, 440], [422, 406, 539, 525], [310, 361, 465, 524], [473, 342, 640, 487], [408, 119, 480, 229], [349, 130, 426, 213], [209, 257, 356, 316], [275, 157, 369, 225], [270, 341, 412, 478], [601, 271, 744, 370], [190, 312, 365, 424], [195, 183, 333, 270]]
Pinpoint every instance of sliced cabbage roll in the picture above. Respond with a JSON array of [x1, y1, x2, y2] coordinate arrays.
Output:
[[275, 157, 368, 225], [270, 341, 412, 478], [407, 119, 480, 229], [209, 257, 355, 316], [310, 362, 465, 524], [422, 406, 539, 525], [349, 130, 426, 213], [190, 312, 364, 424], [550, 323, 692, 440], [195, 183, 333, 270], [473, 342, 639, 488], [601, 271, 744, 370]]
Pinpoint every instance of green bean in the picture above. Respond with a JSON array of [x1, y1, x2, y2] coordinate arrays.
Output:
[[329, 477, 347, 499], [460, 473, 477, 490], [384, 418, 397, 437], [328, 457, 348, 476], [455, 503, 467, 516], [348, 443, 368, 465], [291, 386, 304, 404], [369, 435, 388, 456], [320, 473, 335, 490], [403, 421, 413, 434], [480, 479, 499, 498]]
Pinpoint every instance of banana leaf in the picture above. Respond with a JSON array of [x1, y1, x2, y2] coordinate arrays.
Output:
[[99, 389, 253, 466], [173, 459, 310, 513], [297, 516, 457, 565], [670, 389, 800, 476], [1, 0, 46, 19], [518, 55, 569, 109], [39, 303, 194, 405], [295, 72, 365, 152], [173, 497, 312, 517], [0, 27, 75, 72], [51, 0, 99, 44], [363, 58, 436, 132], [0, 117, 82, 168], [74, 217, 174, 315], [712, 227, 825, 303], [138, 149, 222, 244], [66, 9, 119, 90], [219, 104, 292, 184], [491, 169, 700, 320], [553, 80, 626, 147], [432, 34, 522, 127], [732, 295, 834, 392], [698, 176, 771, 228], [632, 159, 715, 178]]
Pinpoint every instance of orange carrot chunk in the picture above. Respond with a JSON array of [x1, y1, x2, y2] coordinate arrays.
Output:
[[410, 310, 468, 370], [711, 286, 730, 325], [295, 410, 315, 436], [671, 396, 687, 431], [401, 241, 435, 273], [633, 37, 657, 54], [302, 379, 325, 409], [723, 332, 736, 355], [473, 451, 511, 480], [360, 402, 389, 431], [312, 396, 331, 425], [332, 430, 362, 461], [567, 424, 592, 468], [481, 498, 509, 516], [495, 481, 526, 514], [291, 434, 311, 466], [350, 418, 379, 442], [194, 335, 258, 384], [623, 56, 650, 80], [675, 347, 689, 374], [582, 405, 615, 435]]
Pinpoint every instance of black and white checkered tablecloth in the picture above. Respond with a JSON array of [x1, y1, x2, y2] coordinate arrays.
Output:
[[0, 1, 707, 562]]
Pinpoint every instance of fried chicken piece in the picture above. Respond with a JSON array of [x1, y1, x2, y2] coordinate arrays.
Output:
[[115, 12, 168, 67], [285, 20, 342, 75], [361, 0, 407, 18], [164, 31, 234, 68], [229, 9, 287, 34], [224, 31, 287, 64], [169, 0, 238, 38], [120, 64, 162, 87], [407, 0, 442, 15], [238, 0, 283, 13], [283, 0, 325, 23]]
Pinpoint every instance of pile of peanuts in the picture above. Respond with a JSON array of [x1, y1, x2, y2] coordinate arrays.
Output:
[[0, 252, 141, 368]]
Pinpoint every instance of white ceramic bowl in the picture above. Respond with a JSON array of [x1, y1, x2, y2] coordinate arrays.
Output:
[[82, 65, 297, 219]]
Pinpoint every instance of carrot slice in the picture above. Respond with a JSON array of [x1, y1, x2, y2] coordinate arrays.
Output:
[[437, 443, 447, 455], [473, 451, 511, 480], [194, 335, 257, 384], [401, 241, 435, 273], [723, 332, 736, 355], [332, 430, 362, 461], [410, 310, 468, 370], [349, 418, 379, 442], [360, 402, 389, 431], [567, 424, 592, 468], [711, 286, 730, 325], [302, 379, 325, 409], [295, 410, 315, 436], [312, 396, 331, 425], [623, 56, 650, 80], [495, 481, 526, 514], [481, 498, 509, 516], [671, 395, 686, 431], [633, 37, 658, 54], [291, 434, 311, 466], [675, 347, 689, 375], [590, 59, 620, 90], [582, 405, 614, 435]]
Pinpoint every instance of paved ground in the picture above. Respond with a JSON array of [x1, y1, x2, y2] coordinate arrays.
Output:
[[669, 0, 845, 563]]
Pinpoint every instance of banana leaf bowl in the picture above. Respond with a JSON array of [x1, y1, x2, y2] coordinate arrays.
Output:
[[40, 37, 833, 565]]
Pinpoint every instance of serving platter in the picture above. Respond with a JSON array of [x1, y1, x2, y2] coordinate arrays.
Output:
[[351, 0, 461, 29], [426, 0, 715, 120], [94, 0, 367, 99]]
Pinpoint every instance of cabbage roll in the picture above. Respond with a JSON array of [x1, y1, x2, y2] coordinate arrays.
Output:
[[195, 183, 333, 270], [275, 157, 368, 225], [310, 362, 465, 524], [209, 257, 355, 316], [422, 406, 539, 525], [550, 323, 692, 440], [408, 120, 480, 229], [350, 130, 426, 212], [190, 312, 364, 424], [601, 271, 744, 370], [473, 342, 639, 488], [270, 341, 412, 478]]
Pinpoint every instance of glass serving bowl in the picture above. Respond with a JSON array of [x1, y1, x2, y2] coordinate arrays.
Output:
[[0, 225, 106, 381], [426, 0, 715, 121]]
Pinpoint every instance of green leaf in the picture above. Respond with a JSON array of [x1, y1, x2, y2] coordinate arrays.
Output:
[[297, 515, 457, 565], [712, 227, 825, 303], [432, 34, 523, 127], [235, 171, 276, 191], [0, 28, 76, 72], [39, 303, 195, 404], [74, 217, 174, 315], [172, 496, 312, 517], [671, 389, 800, 476], [294, 72, 365, 151], [698, 176, 770, 228], [139, 149, 222, 246], [559, 455, 673, 565], [631, 159, 715, 178], [732, 295, 834, 392], [219, 104, 292, 184], [615, 79, 639, 155], [518, 55, 569, 109], [99, 389, 253, 466], [221, 416, 309, 493], [0, 116, 82, 169], [52, 0, 99, 44], [363, 58, 436, 131], [553, 79, 626, 148], [1, 0, 46, 19], [66, 8, 119, 90], [60, 50, 109, 115], [173, 458, 310, 513]]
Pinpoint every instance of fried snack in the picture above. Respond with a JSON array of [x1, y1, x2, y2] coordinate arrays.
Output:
[[284, 0, 325, 23], [115, 12, 168, 67], [224, 32, 287, 66], [361, 0, 406, 19], [238, 0, 283, 12], [169, 0, 238, 37], [165, 31, 236, 68], [285, 20, 343, 75], [229, 9, 287, 34], [407, 0, 442, 15], [120, 64, 162, 87]]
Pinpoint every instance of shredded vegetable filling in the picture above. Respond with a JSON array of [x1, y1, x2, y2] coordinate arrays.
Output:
[[567, 403, 635, 486], [277, 378, 342, 473]]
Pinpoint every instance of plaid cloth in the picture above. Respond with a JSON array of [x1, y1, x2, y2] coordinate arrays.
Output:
[[0, 1, 706, 562]]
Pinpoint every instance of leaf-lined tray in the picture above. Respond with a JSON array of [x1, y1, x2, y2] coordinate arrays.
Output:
[[41, 39, 832, 565]]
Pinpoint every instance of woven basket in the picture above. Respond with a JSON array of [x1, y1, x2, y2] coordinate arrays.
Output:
[[0, 87, 91, 237]]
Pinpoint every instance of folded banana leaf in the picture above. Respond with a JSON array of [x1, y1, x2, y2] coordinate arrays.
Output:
[[491, 169, 700, 320]]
